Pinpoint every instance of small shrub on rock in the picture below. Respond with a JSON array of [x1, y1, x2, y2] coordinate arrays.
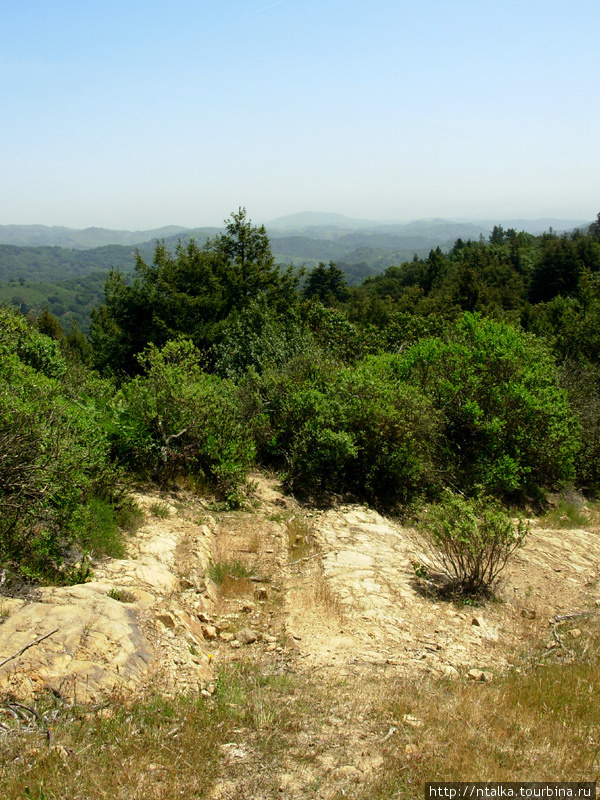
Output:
[[420, 492, 528, 595]]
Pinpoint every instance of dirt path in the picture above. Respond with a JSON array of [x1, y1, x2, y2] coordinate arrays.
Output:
[[203, 474, 600, 798], [2, 474, 599, 797]]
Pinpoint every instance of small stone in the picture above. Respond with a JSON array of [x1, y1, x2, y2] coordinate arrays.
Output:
[[197, 612, 211, 623], [241, 602, 256, 613], [402, 714, 423, 728], [482, 671, 493, 682], [236, 627, 258, 645], [521, 608, 536, 619], [179, 578, 195, 590], [220, 632, 235, 642], [156, 612, 177, 630], [202, 625, 218, 640], [254, 586, 268, 601], [442, 665, 459, 678], [286, 629, 302, 641], [467, 669, 485, 681], [471, 617, 482, 627], [201, 689, 211, 698], [230, 641, 241, 649], [263, 634, 277, 643], [568, 628, 582, 639]]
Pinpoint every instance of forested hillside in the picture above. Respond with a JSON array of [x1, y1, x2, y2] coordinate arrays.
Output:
[[0, 215, 591, 332], [1, 208, 600, 589]]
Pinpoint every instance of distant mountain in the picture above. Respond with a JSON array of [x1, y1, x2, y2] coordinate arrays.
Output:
[[0, 224, 192, 250], [267, 211, 382, 232], [474, 218, 588, 235]]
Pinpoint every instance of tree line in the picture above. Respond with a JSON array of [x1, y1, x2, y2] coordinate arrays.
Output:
[[1, 209, 599, 588]]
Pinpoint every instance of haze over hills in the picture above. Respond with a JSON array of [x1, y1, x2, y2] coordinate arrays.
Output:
[[0, 212, 594, 333], [0, 214, 589, 250], [0, 224, 194, 250]]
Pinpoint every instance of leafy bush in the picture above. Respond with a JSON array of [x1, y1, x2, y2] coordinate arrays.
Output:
[[78, 498, 126, 559], [398, 313, 579, 498], [0, 309, 119, 583], [212, 296, 316, 381], [111, 339, 254, 502], [420, 492, 528, 595], [246, 353, 440, 506]]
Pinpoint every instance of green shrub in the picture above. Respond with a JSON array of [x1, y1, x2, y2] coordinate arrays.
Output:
[[111, 339, 254, 502], [208, 560, 251, 585], [79, 498, 126, 559], [420, 492, 528, 595], [0, 311, 118, 583], [398, 312, 579, 498], [249, 353, 440, 507], [212, 297, 316, 381]]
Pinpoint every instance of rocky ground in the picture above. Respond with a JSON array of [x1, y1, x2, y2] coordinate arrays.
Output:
[[1, 474, 599, 797]]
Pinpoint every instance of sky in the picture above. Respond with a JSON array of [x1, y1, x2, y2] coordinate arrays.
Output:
[[1, 0, 598, 229]]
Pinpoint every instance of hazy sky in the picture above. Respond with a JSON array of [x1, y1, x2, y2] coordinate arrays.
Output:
[[1, 0, 598, 228]]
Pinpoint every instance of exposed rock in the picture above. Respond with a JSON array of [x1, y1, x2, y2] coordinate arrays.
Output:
[[202, 625, 218, 640], [568, 628, 582, 639], [156, 612, 177, 630], [236, 628, 258, 645], [220, 632, 235, 642], [467, 668, 493, 682]]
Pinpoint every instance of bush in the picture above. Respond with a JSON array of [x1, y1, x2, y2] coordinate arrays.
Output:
[[399, 312, 579, 498], [0, 310, 118, 583], [212, 297, 316, 381], [419, 492, 528, 595], [78, 498, 126, 560], [111, 339, 254, 502], [247, 353, 440, 507]]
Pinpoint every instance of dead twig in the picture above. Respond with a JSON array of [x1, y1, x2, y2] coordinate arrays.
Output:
[[287, 552, 321, 567], [0, 627, 59, 669], [554, 611, 600, 623], [380, 726, 397, 743]]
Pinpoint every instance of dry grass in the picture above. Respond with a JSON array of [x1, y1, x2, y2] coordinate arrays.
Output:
[[287, 515, 313, 561], [312, 563, 346, 623], [336, 616, 600, 799], [2, 620, 600, 799], [540, 494, 600, 529]]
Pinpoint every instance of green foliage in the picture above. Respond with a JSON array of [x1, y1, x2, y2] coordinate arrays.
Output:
[[420, 492, 528, 594], [208, 559, 251, 585], [107, 587, 136, 603], [111, 340, 254, 502], [78, 498, 126, 559], [302, 261, 349, 304], [303, 301, 368, 364], [0, 308, 118, 583], [212, 296, 315, 381], [91, 209, 301, 377], [248, 353, 440, 506], [149, 501, 171, 519], [398, 313, 579, 498]]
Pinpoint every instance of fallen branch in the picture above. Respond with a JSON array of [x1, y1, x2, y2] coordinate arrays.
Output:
[[380, 726, 397, 743], [287, 552, 322, 567], [0, 628, 59, 669], [554, 611, 600, 623]]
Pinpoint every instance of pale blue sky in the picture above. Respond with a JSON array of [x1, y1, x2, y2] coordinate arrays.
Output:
[[1, 0, 598, 228]]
